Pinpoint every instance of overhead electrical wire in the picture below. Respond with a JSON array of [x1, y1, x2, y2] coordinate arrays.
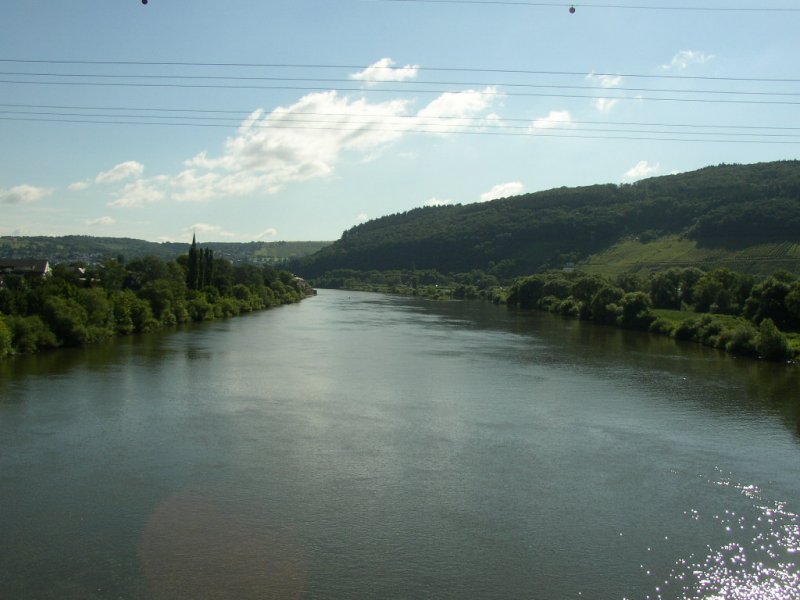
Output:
[[0, 59, 798, 84], [0, 71, 797, 99], [355, 0, 800, 12], [3, 79, 798, 106], [2, 115, 796, 144], [1, 110, 797, 144], [2, 60, 797, 144], [2, 102, 798, 130]]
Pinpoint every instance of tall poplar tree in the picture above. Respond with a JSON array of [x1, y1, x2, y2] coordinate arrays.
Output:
[[187, 234, 199, 290]]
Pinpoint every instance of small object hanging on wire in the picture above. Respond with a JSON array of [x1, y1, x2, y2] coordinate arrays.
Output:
[[142, 0, 148, 4], [569, 5, 576, 13]]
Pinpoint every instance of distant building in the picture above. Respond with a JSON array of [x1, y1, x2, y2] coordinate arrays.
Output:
[[0, 259, 51, 286]]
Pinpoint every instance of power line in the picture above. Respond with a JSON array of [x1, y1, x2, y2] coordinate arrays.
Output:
[[1, 114, 797, 144], [0, 59, 797, 83], [1, 71, 797, 98], [3, 79, 800, 106], [355, 0, 800, 12], [1, 103, 797, 132]]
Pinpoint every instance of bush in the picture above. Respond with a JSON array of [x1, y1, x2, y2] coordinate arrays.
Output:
[[556, 297, 582, 318], [674, 318, 701, 341], [0, 316, 12, 358], [722, 325, 758, 356], [649, 317, 675, 335], [755, 318, 793, 361]]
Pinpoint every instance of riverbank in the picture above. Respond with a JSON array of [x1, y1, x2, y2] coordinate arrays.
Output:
[[312, 269, 799, 363], [0, 257, 315, 359]]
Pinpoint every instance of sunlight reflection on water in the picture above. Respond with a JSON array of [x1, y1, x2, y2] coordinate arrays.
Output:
[[628, 469, 799, 600]]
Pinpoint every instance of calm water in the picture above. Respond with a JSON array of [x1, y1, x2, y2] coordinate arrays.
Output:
[[1, 289, 799, 599]]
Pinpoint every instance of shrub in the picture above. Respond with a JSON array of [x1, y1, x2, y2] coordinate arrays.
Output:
[[0, 316, 12, 358], [755, 318, 793, 361], [649, 317, 675, 335], [723, 325, 758, 356]]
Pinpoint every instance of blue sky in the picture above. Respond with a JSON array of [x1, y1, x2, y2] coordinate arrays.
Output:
[[1, 0, 798, 242]]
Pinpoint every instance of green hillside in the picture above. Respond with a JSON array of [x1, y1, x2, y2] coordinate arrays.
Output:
[[584, 236, 800, 278], [0, 236, 331, 265], [295, 160, 800, 279]]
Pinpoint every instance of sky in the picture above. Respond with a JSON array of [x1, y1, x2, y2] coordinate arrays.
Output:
[[1, 0, 798, 243]]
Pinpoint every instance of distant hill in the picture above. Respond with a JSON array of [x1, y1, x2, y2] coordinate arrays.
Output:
[[295, 160, 800, 279], [0, 236, 331, 265]]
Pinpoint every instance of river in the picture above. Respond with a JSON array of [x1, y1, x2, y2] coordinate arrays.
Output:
[[1, 289, 799, 599]]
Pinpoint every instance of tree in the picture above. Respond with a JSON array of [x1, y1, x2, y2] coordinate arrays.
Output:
[[590, 286, 624, 325], [187, 234, 200, 290], [755, 318, 792, 361], [618, 291, 655, 330], [648, 269, 682, 309], [0, 316, 12, 358], [744, 275, 794, 329]]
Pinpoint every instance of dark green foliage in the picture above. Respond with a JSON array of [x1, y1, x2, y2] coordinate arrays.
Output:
[[692, 268, 754, 315], [297, 161, 800, 278], [755, 318, 793, 361], [0, 250, 310, 357], [722, 325, 758, 357], [0, 316, 12, 358], [0, 235, 330, 265], [589, 286, 624, 325], [743, 274, 796, 329], [42, 296, 90, 346], [648, 317, 675, 336], [649, 269, 682, 309], [618, 292, 656, 330], [505, 266, 796, 361]]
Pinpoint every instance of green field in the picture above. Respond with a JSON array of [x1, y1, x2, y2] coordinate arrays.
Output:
[[583, 235, 800, 278]]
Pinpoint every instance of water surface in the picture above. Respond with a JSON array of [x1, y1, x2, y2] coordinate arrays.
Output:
[[1, 290, 799, 599]]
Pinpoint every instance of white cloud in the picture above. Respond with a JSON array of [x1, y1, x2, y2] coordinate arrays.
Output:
[[623, 160, 661, 181], [480, 181, 525, 202], [350, 58, 419, 84], [355, 213, 369, 223], [587, 73, 623, 88], [186, 223, 238, 239], [424, 197, 453, 207], [254, 228, 278, 240], [95, 161, 145, 184], [85, 216, 116, 226], [416, 87, 501, 133], [0, 184, 54, 204], [587, 72, 622, 112], [68, 180, 90, 191], [109, 179, 165, 208], [170, 87, 502, 203], [594, 98, 620, 112], [529, 110, 574, 131], [661, 50, 715, 71]]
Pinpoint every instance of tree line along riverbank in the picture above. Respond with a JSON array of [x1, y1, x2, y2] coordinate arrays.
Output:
[[0, 244, 314, 358], [310, 266, 800, 363]]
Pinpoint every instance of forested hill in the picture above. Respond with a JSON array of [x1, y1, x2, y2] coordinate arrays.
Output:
[[0, 236, 331, 265], [295, 160, 800, 279]]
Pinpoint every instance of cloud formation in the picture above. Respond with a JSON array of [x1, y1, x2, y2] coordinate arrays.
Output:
[[0, 184, 54, 204], [96, 161, 145, 184], [171, 87, 500, 203], [186, 223, 239, 239], [530, 110, 574, 131], [424, 197, 453, 207], [661, 50, 714, 71], [350, 58, 419, 84], [480, 181, 524, 202], [109, 178, 167, 208], [623, 160, 661, 181], [587, 73, 623, 112], [86, 216, 116, 226]]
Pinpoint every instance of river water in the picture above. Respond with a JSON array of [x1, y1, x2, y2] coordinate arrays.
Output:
[[1, 289, 799, 599]]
